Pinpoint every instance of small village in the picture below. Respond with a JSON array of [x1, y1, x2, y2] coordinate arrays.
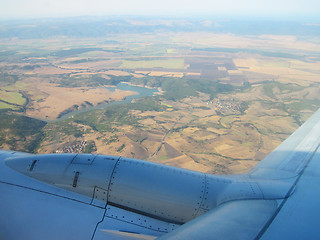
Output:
[[55, 140, 88, 153], [213, 98, 243, 114]]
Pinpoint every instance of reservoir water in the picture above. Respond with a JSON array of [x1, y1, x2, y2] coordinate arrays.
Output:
[[53, 82, 158, 122]]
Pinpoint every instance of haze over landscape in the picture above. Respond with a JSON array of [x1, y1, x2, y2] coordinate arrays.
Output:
[[1, 0, 320, 19], [0, 0, 320, 174]]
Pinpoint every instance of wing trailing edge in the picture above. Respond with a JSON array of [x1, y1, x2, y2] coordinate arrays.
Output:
[[157, 200, 278, 240]]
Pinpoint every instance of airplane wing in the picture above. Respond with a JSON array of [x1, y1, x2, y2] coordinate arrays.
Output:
[[1, 109, 320, 240], [158, 109, 320, 240]]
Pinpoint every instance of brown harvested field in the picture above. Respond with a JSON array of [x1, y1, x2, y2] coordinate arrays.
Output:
[[234, 57, 320, 85], [164, 143, 183, 158], [148, 71, 184, 77], [228, 160, 259, 173], [131, 73, 146, 78], [185, 72, 201, 77], [142, 141, 162, 156], [228, 70, 243, 75], [26, 82, 136, 120], [138, 118, 158, 126], [159, 155, 212, 173], [103, 70, 131, 76], [191, 109, 215, 117], [135, 71, 150, 75], [242, 71, 275, 82]]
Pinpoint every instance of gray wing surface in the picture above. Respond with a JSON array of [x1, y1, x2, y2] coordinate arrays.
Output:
[[260, 146, 320, 239], [158, 200, 278, 240], [158, 109, 320, 240]]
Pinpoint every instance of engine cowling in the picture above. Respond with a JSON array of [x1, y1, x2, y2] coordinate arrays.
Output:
[[5, 153, 290, 225]]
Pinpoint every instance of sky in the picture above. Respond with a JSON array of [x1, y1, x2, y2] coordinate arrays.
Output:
[[1, 0, 320, 20]]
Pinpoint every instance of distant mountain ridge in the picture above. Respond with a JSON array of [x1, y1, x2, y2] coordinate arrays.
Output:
[[1, 16, 320, 39]]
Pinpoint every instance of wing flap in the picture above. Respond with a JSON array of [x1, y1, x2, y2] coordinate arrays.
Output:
[[259, 136, 320, 239], [157, 200, 278, 240]]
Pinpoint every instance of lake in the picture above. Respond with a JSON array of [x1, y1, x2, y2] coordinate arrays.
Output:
[[54, 82, 158, 121]]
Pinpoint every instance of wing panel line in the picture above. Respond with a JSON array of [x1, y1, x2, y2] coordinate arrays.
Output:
[[90, 156, 121, 240], [254, 143, 320, 239]]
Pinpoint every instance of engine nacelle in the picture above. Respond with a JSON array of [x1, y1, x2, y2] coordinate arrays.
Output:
[[5, 153, 290, 225]]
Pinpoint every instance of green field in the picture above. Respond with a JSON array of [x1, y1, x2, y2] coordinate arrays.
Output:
[[0, 102, 20, 110], [0, 91, 26, 106], [3, 81, 28, 91]]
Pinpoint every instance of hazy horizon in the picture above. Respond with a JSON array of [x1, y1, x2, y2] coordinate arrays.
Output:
[[1, 0, 320, 21]]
